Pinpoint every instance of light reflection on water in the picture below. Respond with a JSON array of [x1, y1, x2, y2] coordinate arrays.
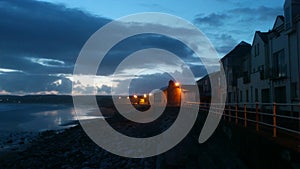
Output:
[[0, 103, 107, 132]]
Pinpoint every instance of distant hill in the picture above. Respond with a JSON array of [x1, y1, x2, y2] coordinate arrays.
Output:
[[0, 95, 114, 106], [0, 95, 73, 104]]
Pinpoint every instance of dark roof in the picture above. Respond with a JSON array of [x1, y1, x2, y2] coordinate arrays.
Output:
[[220, 41, 251, 61], [272, 15, 285, 30], [278, 15, 285, 22], [256, 31, 269, 43], [196, 74, 209, 84]]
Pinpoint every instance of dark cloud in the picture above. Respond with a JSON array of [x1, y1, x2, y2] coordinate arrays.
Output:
[[193, 5, 281, 56], [129, 73, 175, 94], [189, 65, 208, 78], [0, 0, 211, 94], [97, 85, 112, 95], [98, 33, 199, 76], [214, 34, 237, 54], [229, 6, 282, 21], [194, 13, 229, 27], [113, 67, 207, 95], [73, 85, 96, 95], [0, 72, 72, 94], [0, 0, 110, 94], [194, 6, 281, 28], [0, 0, 110, 74]]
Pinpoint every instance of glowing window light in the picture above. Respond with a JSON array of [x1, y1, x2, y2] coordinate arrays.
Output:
[[133, 95, 138, 99]]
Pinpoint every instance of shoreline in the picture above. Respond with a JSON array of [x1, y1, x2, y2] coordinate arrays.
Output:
[[0, 130, 39, 153], [0, 126, 76, 154], [0, 109, 249, 169]]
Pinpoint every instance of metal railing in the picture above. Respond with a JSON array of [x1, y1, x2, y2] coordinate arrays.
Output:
[[186, 102, 300, 138]]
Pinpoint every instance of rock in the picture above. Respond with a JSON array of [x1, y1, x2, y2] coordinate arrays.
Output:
[[81, 167, 92, 169], [61, 164, 72, 169], [6, 139, 13, 144], [0, 115, 251, 169]]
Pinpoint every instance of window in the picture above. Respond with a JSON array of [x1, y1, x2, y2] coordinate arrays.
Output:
[[255, 88, 259, 102], [259, 65, 265, 79], [275, 87, 286, 103], [233, 92, 236, 102], [228, 92, 232, 103], [291, 83, 298, 99], [246, 90, 249, 102], [273, 50, 286, 78], [254, 43, 260, 57], [258, 65, 264, 71], [261, 89, 270, 103], [240, 91, 243, 102], [243, 71, 250, 84], [251, 87, 253, 102]]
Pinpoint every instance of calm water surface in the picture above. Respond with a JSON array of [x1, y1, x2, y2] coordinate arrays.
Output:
[[0, 103, 104, 132]]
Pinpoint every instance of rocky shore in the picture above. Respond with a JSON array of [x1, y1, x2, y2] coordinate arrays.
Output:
[[0, 109, 248, 169], [0, 131, 38, 154]]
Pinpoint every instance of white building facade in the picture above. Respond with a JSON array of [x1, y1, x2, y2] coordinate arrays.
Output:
[[236, 0, 300, 105]]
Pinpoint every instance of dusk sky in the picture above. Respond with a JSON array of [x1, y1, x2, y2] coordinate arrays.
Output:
[[0, 0, 284, 95]]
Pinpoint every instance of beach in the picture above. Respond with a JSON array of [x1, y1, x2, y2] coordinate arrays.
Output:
[[0, 107, 248, 169]]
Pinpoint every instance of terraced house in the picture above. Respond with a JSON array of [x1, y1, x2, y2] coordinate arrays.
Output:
[[222, 0, 300, 106]]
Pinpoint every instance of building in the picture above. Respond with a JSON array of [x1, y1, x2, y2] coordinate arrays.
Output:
[[237, 31, 271, 104], [164, 80, 181, 106], [190, 0, 300, 108], [249, 31, 271, 104], [235, 0, 300, 105], [149, 80, 199, 107], [197, 71, 221, 103], [220, 41, 252, 103]]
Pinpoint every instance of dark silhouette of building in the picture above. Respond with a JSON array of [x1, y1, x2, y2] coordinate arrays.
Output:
[[220, 41, 252, 103]]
